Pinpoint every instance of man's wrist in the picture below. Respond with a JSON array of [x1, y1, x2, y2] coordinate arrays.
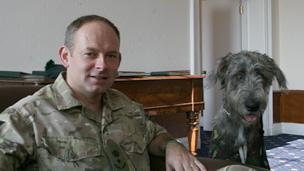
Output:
[[165, 139, 178, 147], [163, 139, 179, 154]]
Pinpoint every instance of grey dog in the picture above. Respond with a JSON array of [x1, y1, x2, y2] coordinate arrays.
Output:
[[208, 51, 287, 169]]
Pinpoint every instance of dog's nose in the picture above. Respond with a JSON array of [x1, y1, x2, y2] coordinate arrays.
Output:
[[245, 99, 260, 112]]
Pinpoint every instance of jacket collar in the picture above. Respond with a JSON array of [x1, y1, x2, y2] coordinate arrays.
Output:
[[52, 72, 81, 110], [52, 72, 124, 112]]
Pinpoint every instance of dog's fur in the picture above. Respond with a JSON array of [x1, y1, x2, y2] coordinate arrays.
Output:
[[208, 51, 287, 169]]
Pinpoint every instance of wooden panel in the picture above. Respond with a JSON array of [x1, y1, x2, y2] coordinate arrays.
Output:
[[113, 76, 204, 115], [273, 91, 281, 123], [273, 90, 304, 123]]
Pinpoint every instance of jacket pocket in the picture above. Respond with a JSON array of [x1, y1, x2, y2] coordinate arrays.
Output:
[[43, 136, 101, 162], [120, 133, 146, 154], [119, 132, 150, 171]]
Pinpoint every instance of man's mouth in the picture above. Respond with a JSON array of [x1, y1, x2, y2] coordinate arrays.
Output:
[[89, 75, 109, 82], [90, 74, 108, 80], [243, 114, 257, 122]]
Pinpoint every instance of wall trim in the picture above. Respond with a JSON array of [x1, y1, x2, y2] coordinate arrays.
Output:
[[273, 123, 304, 136], [241, 0, 274, 135], [264, 0, 274, 136], [189, 0, 202, 75]]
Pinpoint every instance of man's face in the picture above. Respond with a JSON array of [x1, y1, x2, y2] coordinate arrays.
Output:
[[62, 21, 121, 97]]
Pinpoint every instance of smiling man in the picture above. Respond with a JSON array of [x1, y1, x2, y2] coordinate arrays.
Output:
[[0, 15, 206, 171]]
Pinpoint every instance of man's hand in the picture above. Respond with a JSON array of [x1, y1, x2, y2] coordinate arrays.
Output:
[[165, 141, 207, 171]]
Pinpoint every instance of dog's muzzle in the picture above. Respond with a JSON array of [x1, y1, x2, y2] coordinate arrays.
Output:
[[243, 99, 261, 123]]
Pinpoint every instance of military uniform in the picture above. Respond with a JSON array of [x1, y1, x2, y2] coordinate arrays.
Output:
[[0, 73, 167, 171]]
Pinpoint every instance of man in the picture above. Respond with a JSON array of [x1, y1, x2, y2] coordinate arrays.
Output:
[[0, 15, 206, 171]]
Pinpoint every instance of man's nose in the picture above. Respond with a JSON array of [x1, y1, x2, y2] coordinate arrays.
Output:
[[95, 56, 107, 70]]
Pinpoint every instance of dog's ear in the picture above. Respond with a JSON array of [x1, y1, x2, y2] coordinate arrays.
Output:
[[216, 53, 234, 88], [262, 54, 287, 89]]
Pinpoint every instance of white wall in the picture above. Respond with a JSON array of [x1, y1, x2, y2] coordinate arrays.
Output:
[[273, 0, 304, 89], [0, 0, 190, 73]]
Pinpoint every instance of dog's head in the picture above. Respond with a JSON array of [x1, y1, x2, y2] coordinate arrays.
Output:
[[216, 51, 287, 126]]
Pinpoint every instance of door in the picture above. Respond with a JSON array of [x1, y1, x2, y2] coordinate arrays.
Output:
[[201, 0, 273, 135]]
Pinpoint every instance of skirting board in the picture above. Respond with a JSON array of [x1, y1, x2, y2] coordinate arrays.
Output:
[[272, 123, 304, 136]]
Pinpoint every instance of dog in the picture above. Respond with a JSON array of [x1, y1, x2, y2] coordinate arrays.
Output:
[[208, 51, 287, 169]]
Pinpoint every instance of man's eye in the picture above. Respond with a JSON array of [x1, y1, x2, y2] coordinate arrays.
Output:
[[107, 54, 119, 59], [85, 52, 97, 57]]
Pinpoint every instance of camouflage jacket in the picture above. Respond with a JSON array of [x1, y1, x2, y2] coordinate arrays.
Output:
[[0, 73, 167, 171]]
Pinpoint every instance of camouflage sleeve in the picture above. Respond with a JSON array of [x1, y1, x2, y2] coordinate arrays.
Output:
[[0, 151, 15, 171], [0, 110, 35, 170], [133, 102, 168, 144], [145, 119, 168, 143]]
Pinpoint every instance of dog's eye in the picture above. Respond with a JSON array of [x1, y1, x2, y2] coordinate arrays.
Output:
[[256, 71, 271, 85], [236, 73, 245, 80]]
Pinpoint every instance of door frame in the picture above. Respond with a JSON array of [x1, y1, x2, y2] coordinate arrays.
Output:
[[240, 0, 273, 135]]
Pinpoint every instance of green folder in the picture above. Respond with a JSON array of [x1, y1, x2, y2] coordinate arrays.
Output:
[[0, 71, 28, 78]]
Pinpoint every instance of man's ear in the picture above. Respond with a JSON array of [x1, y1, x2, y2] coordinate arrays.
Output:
[[59, 46, 71, 68], [118, 53, 122, 67]]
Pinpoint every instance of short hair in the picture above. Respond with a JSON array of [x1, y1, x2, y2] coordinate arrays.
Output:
[[64, 15, 120, 51]]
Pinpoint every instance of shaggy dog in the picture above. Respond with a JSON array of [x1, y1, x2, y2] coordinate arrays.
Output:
[[208, 51, 287, 169]]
